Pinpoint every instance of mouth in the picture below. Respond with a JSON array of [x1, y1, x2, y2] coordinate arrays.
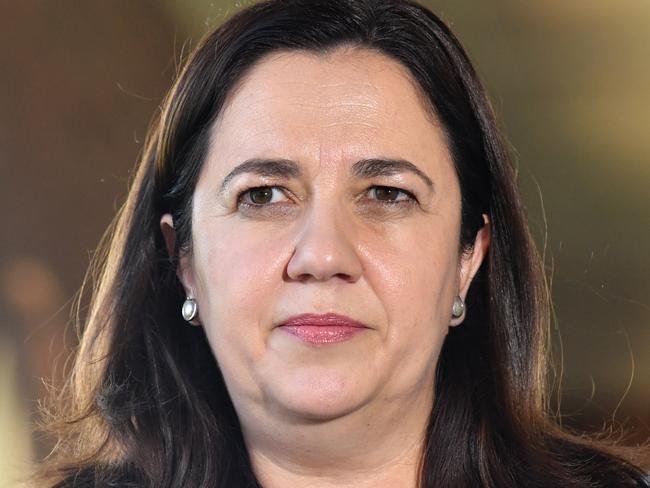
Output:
[[278, 312, 370, 345]]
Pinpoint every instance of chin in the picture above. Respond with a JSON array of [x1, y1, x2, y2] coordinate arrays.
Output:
[[265, 367, 371, 422]]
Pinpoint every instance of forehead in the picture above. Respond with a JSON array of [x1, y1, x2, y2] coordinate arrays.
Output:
[[208, 47, 451, 175]]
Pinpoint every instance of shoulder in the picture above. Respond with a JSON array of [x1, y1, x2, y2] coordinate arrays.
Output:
[[545, 434, 650, 488], [579, 452, 649, 488], [597, 470, 650, 488], [51, 465, 144, 488]]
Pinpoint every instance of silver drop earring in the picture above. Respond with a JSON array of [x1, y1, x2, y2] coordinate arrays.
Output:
[[182, 297, 199, 322], [451, 295, 465, 319]]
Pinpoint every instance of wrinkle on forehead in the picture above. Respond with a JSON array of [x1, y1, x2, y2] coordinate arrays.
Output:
[[210, 46, 444, 142], [203, 46, 455, 192]]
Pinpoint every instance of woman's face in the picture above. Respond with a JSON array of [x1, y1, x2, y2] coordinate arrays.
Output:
[[164, 48, 488, 424]]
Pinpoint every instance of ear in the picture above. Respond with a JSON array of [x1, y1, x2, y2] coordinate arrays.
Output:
[[451, 214, 491, 326], [160, 214, 199, 324]]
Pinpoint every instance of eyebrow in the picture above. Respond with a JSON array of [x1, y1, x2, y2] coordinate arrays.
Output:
[[351, 158, 434, 190], [219, 158, 301, 195], [218, 157, 434, 195]]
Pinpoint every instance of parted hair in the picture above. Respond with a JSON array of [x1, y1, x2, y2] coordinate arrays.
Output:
[[36, 0, 648, 486]]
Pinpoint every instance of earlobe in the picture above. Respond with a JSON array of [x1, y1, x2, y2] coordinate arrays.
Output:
[[452, 214, 491, 326], [459, 214, 491, 297], [160, 213, 196, 296], [160, 214, 201, 326], [160, 213, 176, 259]]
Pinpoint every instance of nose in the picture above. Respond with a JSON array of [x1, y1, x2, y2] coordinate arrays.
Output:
[[285, 203, 363, 283]]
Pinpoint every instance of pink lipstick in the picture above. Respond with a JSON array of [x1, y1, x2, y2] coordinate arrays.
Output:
[[279, 313, 369, 344]]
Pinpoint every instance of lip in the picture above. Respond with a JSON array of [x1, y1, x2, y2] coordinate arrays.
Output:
[[278, 313, 369, 345]]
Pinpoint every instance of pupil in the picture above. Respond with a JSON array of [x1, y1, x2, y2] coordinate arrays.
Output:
[[376, 187, 397, 200], [251, 188, 273, 204]]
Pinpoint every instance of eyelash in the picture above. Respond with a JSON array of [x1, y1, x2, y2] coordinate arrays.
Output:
[[236, 185, 418, 210]]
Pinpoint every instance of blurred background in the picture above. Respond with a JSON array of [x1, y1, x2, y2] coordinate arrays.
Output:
[[1, 0, 648, 485]]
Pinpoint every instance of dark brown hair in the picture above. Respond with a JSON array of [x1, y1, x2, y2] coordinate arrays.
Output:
[[36, 0, 649, 486]]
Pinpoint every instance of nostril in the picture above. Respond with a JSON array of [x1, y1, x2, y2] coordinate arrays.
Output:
[[285, 252, 361, 283], [284, 219, 364, 283], [334, 272, 355, 283]]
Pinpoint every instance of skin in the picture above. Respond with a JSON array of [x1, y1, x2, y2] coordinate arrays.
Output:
[[161, 47, 490, 487]]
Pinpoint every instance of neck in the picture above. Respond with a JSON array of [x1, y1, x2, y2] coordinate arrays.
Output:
[[239, 389, 432, 488]]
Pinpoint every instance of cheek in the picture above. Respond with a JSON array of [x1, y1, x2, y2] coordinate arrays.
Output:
[[368, 218, 460, 324], [412, 233, 459, 323], [352, 217, 460, 395], [213, 238, 283, 302], [190, 195, 461, 393], [191, 219, 289, 358]]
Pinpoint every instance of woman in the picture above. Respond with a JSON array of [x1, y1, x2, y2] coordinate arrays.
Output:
[[36, 0, 649, 486]]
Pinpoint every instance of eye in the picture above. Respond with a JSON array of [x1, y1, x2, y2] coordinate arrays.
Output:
[[366, 186, 417, 205], [235, 184, 417, 211], [237, 185, 292, 208]]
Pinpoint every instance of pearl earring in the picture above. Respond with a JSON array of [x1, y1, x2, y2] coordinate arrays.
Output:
[[182, 297, 198, 322], [451, 295, 465, 319]]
